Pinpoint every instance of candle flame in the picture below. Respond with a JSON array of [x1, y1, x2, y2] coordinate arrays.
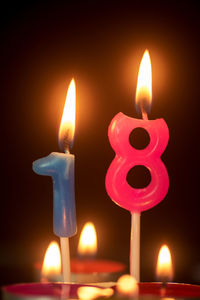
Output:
[[58, 78, 76, 152], [156, 244, 173, 282], [41, 241, 61, 280], [78, 222, 97, 256], [117, 274, 138, 296], [77, 287, 113, 300], [136, 50, 152, 118]]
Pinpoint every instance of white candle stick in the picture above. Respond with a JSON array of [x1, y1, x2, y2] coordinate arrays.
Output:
[[60, 237, 71, 282], [130, 212, 140, 281]]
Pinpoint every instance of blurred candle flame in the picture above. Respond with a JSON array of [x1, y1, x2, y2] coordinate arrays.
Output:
[[41, 241, 61, 280], [156, 244, 173, 282], [77, 287, 113, 300], [136, 50, 152, 118], [78, 222, 97, 256], [116, 274, 139, 296], [58, 78, 76, 152]]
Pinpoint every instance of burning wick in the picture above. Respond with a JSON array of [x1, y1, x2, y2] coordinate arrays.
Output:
[[59, 78, 76, 153], [116, 274, 138, 297], [135, 49, 152, 121], [41, 241, 62, 282], [78, 222, 97, 258], [156, 245, 173, 295]]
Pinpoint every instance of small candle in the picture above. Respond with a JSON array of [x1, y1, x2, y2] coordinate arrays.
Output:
[[71, 222, 126, 283], [4, 281, 200, 299], [136, 244, 200, 299], [156, 244, 173, 287], [35, 224, 125, 284]]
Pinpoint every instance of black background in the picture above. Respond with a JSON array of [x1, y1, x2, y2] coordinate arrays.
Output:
[[0, 0, 200, 287]]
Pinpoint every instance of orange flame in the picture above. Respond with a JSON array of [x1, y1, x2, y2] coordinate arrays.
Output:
[[58, 78, 76, 151], [77, 287, 113, 300], [156, 245, 173, 282], [41, 241, 61, 280], [136, 50, 152, 117], [78, 222, 97, 256], [117, 274, 138, 296]]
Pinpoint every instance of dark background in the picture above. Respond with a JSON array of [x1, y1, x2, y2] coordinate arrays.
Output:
[[0, 0, 200, 287]]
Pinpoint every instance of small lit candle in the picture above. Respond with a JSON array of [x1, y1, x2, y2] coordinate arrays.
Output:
[[34, 241, 62, 282], [71, 222, 126, 283], [156, 245, 173, 286], [135, 245, 200, 298], [41, 241, 62, 282]]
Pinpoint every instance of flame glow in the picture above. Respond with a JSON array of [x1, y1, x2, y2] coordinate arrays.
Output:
[[117, 274, 138, 296], [41, 241, 61, 278], [156, 245, 173, 282], [78, 222, 97, 256], [136, 50, 152, 113], [77, 287, 113, 300], [58, 78, 76, 151]]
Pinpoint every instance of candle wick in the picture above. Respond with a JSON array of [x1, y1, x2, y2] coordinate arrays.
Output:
[[140, 103, 148, 120], [160, 281, 167, 297], [65, 146, 70, 154]]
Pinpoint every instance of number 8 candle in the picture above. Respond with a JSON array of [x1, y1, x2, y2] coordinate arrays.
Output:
[[105, 50, 169, 281]]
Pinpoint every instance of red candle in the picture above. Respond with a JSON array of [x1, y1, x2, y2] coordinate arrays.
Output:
[[139, 282, 200, 298], [116, 273, 200, 299], [3, 282, 200, 299]]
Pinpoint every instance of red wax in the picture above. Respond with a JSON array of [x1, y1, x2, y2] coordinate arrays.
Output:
[[3, 283, 99, 299], [71, 259, 126, 283], [3, 282, 200, 299], [139, 282, 200, 298], [71, 259, 125, 274], [34, 259, 126, 283], [34, 259, 125, 274]]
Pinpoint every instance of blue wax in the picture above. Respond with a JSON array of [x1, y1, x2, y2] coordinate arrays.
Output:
[[32, 152, 76, 237]]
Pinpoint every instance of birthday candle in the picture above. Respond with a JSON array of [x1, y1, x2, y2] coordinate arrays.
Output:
[[105, 50, 169, 281], [33, 79, 76, 282]]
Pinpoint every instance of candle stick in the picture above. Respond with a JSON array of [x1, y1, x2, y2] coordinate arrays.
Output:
[[105, 50, 169, 281], [32, 79, 77, 282]]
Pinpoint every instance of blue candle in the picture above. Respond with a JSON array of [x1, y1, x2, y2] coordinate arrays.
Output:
[[32, 79, 76, 238], [33, 152, 76, 237]]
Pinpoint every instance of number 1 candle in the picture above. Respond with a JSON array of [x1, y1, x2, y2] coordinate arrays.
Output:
[[105, 50, 169, 281], [32, 79, 77, 282]]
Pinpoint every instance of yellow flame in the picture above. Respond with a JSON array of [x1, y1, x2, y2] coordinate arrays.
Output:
[[136, 49, 152, 107], [156, 245, 173, 282], [41, 241, 61, 278], [77, 287, 113, 300], [58, 78, 76, 147], [78, 222, 97, 256], [117, 274, 138, 296]]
